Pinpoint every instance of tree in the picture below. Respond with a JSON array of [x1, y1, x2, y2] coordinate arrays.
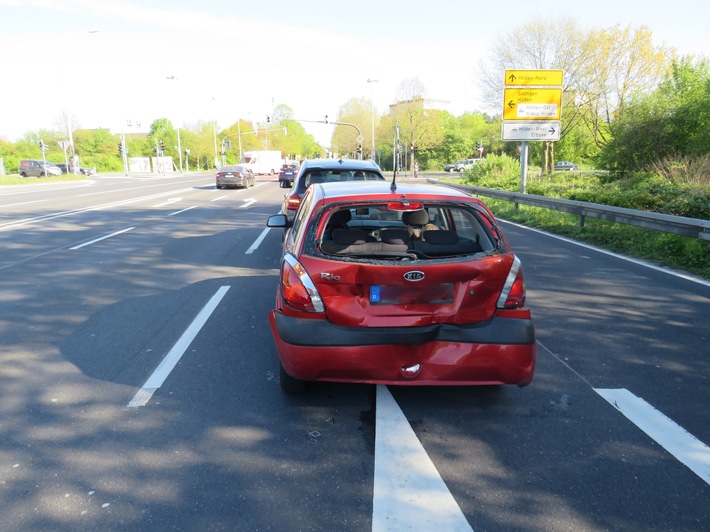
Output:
[[598, 57, 710, 174], [479, 18, 672, 173], [331, 98, 371, 158], [382, 77, 445, 171], [576, 25, 672, 150]]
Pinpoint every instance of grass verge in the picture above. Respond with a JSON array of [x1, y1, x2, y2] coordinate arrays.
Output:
[[486, 199, 710, 280]]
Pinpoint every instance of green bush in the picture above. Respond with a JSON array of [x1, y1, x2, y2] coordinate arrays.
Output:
[[462, 153, 520, 189]]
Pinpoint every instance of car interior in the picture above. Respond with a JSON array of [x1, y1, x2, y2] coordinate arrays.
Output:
[[318, 205, 496, 259]]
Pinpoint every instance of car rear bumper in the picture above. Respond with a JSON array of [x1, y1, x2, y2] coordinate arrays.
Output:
[[217, 177, 247, 186], [269, 311, 536, 386]]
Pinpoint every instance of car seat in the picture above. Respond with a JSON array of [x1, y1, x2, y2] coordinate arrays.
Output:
[[402, 209, 430, 239], [307, 172, 325, 186]]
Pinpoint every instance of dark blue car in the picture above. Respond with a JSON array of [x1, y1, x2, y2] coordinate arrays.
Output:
[[278, 162, 299, 185]]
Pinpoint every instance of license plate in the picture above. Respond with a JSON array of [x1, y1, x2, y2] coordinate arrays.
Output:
[[370, 284, 454, 304]]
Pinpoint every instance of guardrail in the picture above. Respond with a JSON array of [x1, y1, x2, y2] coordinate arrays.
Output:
[[430, 180, 710, 249]]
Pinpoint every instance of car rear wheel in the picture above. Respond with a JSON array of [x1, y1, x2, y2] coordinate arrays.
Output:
[[280, 363, 306, 393]]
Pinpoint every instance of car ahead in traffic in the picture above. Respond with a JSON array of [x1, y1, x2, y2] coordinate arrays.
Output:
[[266, 179, 536, 392], [280, 158, 385, 221], [215, 164, 255, 189], [278, 162, 299, 186], [554, 161, 579, 171], [19, 159, 62, 177]]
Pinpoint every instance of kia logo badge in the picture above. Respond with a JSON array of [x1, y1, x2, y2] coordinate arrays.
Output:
[[403, 271, 425, 281]]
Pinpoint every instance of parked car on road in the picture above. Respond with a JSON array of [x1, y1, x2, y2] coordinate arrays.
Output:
[[280, 158, 385, 221], [454, 158, 481, 172], [266, 180, 536, 392], [554, 161, 579, 171], [56, 163, 95, 175], [19, 159, 62, 177], [215, 165, 255, 189], [445, 160, 464, 172]]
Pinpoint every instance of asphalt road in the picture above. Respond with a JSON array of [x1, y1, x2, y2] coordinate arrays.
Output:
[[0, 173, 708, 531]]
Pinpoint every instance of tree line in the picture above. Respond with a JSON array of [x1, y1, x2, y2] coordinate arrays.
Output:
[[2, 18, 709, 190]]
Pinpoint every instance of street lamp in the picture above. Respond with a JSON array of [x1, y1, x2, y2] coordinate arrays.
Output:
[[165, 76, 183, 172], [61, 29, 98, 165], [212, 96, 219, 169], [367, 78, 379, 161]]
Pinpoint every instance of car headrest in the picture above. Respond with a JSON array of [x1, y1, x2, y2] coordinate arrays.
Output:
[[402, 209, 429, 226], [329, 209, 352, 226]]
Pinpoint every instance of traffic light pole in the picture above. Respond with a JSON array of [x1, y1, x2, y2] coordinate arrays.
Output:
[[121, 132, 128, 176]]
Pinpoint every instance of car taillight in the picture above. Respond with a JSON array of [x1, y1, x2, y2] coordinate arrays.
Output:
[[286, 194, 301, 212], [496, 255, 527, 309], [281, 254, 324, 312]]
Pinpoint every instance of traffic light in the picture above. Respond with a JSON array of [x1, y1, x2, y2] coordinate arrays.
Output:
[[118, 143, 124, 155], [38, 140, 46, 151], [159, 140, 165, 151], [476, 140, 483, 151], [266, 115, 271, 123]]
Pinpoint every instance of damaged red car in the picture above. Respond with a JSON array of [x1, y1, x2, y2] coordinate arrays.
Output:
[[266, 180, 536, 392]]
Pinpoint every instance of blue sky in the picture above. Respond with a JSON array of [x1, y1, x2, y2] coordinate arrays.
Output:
[[1, 0, 708, 146]]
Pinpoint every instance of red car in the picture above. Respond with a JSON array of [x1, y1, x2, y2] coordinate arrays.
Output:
[[266, 180, 536, 392]]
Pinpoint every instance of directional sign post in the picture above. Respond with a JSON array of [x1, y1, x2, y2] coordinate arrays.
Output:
[[503, 88, 563, 121], [502, 121, 561, 141], [502, 69, 564, 194], [505, 69, 563, 87]]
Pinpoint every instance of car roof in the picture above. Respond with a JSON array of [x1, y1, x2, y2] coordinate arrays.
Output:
[[298, 158, 383, 174], [310, 180, 477, 202]]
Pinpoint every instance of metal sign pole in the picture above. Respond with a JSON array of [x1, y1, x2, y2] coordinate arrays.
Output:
[[520, 141, 529, 194]]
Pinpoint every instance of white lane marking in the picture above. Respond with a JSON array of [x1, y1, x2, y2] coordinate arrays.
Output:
[[128, 286, 230, 407], [153, 197, 182, 207], [595, 388, 710, 486], [373, 385, 472, 531], [0, 199, 49, 208], [240, 198, 257, 208], [0, 188, 195, 231], [167, 206, 197, 216], [245, 228, 271, 255], [70, 227, 136, 250], [212, 195, 228, 201]]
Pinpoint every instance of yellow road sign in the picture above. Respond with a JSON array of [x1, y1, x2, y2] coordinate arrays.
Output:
[[503, 88, 562, 120], [505, 69, 564, 87]]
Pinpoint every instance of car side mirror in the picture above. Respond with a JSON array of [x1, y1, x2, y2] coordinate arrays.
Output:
[[267, 214, 290, 228]]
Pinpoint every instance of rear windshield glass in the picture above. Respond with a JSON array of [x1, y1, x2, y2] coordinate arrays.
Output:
[[308, 202, 501, 261], [296, 170, 383, 193]]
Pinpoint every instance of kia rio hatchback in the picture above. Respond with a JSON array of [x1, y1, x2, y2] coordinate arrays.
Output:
[[266, 180, 536, 392]]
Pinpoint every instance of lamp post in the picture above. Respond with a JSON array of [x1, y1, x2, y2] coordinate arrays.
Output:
[[212, 96, 219, 169], [367, 78, 379, 161], [61, 29, 98, 163], [165, 76, 184, 172]]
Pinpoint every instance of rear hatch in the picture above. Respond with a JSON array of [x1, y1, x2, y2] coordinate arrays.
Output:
[[299, 254, 514, 328]]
